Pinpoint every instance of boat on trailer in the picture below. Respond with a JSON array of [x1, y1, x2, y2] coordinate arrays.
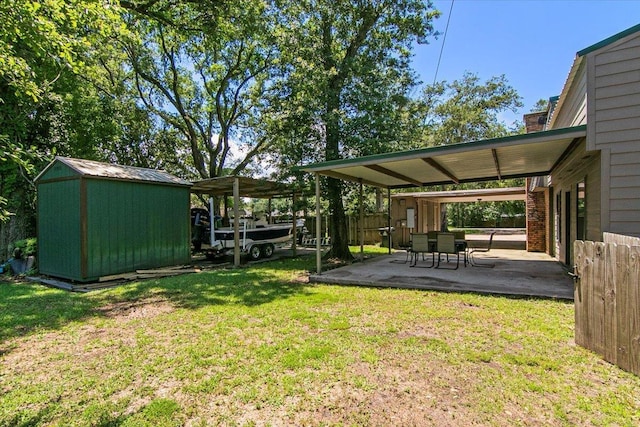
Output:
[[191, 208, 302, 260]]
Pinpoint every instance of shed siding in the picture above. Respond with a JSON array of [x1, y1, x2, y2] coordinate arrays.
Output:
[[37, 180, 83, 278], [589, 31, 640, 236], [553, 61, 587, 128], [36, 158, 191, 282], [85, 179, 190, 279]]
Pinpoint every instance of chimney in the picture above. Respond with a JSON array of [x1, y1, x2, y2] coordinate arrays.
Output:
[[523, 111, 547, 133]]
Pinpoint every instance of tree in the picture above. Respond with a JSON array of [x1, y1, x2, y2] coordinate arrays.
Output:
[[273, 0, 439, 261], [122, 0, 279, 184], [414, 72, 525, 229], [0, 0, 126, 257], [418, 72, 523, 147]]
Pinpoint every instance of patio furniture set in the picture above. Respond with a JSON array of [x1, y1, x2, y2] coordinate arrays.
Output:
[[406, 231, 495, 269]]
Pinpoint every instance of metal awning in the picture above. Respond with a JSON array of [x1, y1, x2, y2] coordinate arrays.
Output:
[[300, 125, 587, 189], [392, 187, 527, 203], [191, 176, 297, 198]]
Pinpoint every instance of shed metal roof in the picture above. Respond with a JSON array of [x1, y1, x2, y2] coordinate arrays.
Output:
[[300, 125, 587, 189], [191, 176, 298, 198], [36, 157, 192, 187]]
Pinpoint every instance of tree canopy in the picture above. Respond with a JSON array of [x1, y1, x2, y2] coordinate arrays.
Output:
[[1, 0, 537, 261]]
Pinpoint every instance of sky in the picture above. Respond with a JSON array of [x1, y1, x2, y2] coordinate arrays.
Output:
[[411, 0, 640, 124]]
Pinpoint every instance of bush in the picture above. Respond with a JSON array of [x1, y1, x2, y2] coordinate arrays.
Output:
[[10, 238, 37, 258]]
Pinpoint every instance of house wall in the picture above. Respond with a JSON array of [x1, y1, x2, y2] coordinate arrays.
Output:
[[587, 32, 640, 237], [390, 196, 418, 247], [549, 139, 601, 265]]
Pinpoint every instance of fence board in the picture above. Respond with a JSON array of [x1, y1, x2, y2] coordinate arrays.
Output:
[[584, 241, 595, 351], [628, 246, 640, 375], [591, 242, 606, 355], [604, 243, 618, 364], [616, 244, 631, 372], [603, 232, 640, 246], [574, 241, 586, 347]]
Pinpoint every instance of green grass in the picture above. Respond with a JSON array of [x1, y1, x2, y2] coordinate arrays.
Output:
[[1, 248, 639, 426]]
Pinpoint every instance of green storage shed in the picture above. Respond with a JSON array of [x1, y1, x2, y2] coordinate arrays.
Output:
[[35, 157, 192, 282]]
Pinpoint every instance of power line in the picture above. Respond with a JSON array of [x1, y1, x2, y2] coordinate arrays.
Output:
[[433, 0, 455, 85]]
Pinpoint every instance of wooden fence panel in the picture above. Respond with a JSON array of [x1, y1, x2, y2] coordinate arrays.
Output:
[[575, 239, 640, 376]]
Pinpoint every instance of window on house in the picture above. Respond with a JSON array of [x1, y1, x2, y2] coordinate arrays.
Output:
[[577, 180, 586, 241], [556, 192, 562, 243]]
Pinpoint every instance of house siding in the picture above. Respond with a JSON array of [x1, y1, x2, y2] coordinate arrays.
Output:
[[587, 31, 640, 237], [550, 139, 601, 264]]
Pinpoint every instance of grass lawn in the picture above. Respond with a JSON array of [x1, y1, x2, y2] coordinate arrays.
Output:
[[1, 247, 639, 426]]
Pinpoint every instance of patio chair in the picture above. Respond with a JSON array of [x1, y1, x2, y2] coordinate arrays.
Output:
[[468, 231, 496, 268], [410, 233, 435, 268], [436, 232, 460, 270]]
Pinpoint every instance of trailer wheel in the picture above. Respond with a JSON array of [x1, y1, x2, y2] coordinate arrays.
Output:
[[262, 243, 274, 258], [249, 244, 262, 260]]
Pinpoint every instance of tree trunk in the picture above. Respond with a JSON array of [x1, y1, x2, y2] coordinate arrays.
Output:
[[325, 177, 352, 260], [323, 80, 353, 261]]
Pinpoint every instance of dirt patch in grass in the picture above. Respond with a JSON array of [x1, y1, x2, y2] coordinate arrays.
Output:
[[95, 297, 175, 320]]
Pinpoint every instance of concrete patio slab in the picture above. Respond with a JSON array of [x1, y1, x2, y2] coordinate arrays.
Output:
[[309, 249, 574, 300]]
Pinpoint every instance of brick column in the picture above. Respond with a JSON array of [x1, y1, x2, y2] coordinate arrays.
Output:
[[526, 178, 547, 252]]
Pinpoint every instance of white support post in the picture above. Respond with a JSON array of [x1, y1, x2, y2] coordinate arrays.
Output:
[[387, 187, 392, 254], [315, 173, 322, 274], [359, 179, 364, 263], [292, 191, 297, 256], [233, 177, 240, 267]]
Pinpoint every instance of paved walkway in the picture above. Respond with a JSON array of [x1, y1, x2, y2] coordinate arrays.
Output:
[[309, 249, 575, 300]]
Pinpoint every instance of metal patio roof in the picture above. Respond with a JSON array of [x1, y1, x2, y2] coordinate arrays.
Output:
[[190, 176, 298, 198], [300, 125, 587, 189], [392, 187, 526, 203]]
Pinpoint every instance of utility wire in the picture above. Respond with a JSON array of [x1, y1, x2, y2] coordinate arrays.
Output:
[[433, 0, 455, 85]]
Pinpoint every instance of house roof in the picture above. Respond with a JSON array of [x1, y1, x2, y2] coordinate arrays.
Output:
[[392, 187, 526, 203], [300, 125, 586, 189], [191, 176, 298, 198], [549, 23, 640, 129], [577, 23, 640, 57], [35, 156, 192, 186]]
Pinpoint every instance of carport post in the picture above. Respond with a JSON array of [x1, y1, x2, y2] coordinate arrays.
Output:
[[359, 179, 364, 262], [292, 191, 297, 256], [388, 187, 392, 254], [233, 177, 240, 267], [315, 173, 322, 274]]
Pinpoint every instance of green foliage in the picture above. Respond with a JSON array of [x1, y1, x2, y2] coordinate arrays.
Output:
[[11, 237, 37, 257], [418, 72, 524, 147]]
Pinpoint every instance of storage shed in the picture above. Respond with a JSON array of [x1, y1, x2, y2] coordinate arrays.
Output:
[[35, 157, 192, 282]]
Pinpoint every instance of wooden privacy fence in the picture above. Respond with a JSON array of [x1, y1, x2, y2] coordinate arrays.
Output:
[[574, 237, 640, 376], [347, 213, 388, 245]]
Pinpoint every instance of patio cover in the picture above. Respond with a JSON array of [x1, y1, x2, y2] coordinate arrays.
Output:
[[299, 125, 587, 189], [191, 176, 298, 198]]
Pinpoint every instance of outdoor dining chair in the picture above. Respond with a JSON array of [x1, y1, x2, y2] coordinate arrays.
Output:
[[436, 232, 460, 269], [409, 233, 435, 268], [468, 231, 496, 267]]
